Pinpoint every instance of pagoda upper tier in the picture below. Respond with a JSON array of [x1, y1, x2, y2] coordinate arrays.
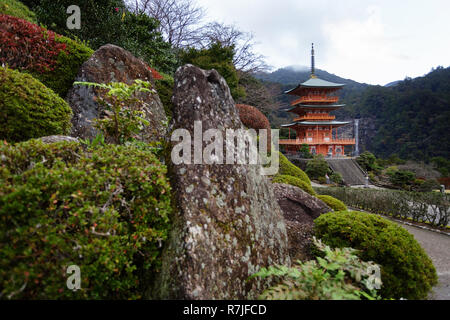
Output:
[[285, 77, 345, 97], [281, 76, 350, 129]]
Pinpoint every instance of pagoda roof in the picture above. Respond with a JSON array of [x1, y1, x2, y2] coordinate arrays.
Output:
[[281, 120, 350, 128], [283, 104, 345, 112], [285, 77, 345, 95]]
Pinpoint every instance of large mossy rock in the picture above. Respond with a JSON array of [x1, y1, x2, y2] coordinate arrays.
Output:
[[66, 44, 167, 143], [154, 64, 290, 299], [272, 183, 331, 262]]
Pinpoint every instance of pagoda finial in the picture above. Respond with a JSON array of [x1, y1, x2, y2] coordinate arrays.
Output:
[[311, 43, 317, 78]]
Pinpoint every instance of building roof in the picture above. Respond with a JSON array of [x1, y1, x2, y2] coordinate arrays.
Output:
[[285, 77, 345, 96], [281, 120, 350, 128]]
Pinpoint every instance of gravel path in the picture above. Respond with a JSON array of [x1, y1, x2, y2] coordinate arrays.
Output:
[[394, 222, 450, 300]]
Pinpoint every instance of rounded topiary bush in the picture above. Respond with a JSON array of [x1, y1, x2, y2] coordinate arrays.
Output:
[[317, 195, 347, 211], [0, 67, 72, 142], [236, 104, 271, 149], [0, 14, 93, 96], [314, 211, 438, 299], [0, 139, 172, 299], [279, 152, 311, 185], [272, 175, 316, 196], [0, 0, 36, 22]]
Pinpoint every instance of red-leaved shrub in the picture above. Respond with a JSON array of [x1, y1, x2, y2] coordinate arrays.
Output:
[[148, 66, 163, 80], [236, 104, 272, 149], [0, 14, 68, 73]]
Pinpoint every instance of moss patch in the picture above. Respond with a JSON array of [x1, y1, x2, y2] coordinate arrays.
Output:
[[0, 0, 36, 23], [0, 67, 72, 142], [278, 152, 311, 185], [272, 175, 316, 196], [316, 195, 347, 211]]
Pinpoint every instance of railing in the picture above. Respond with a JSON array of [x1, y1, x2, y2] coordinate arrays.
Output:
[[280, 138, 356, 145], [291, 96, 339, 106], [294, 115, 336, 121]]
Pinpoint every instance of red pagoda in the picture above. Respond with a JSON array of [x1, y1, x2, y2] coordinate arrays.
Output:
[[280, 44, 355, 157]]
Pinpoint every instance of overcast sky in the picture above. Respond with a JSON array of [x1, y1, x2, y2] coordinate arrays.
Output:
[[196, 0, 450, 85]]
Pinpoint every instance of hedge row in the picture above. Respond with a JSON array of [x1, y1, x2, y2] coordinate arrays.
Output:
[[316, 187, 450, 228]]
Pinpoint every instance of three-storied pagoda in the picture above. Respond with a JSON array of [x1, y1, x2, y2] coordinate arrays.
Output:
[[280, 44, 355, 157]]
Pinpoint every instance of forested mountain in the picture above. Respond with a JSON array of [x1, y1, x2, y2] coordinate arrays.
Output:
[[254, 66, 450, 161]]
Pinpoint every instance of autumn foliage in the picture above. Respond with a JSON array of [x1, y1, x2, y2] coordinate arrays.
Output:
[[0, 14, 93, 96], [0, 14, 67, 73], [236, 104, 271, 149]]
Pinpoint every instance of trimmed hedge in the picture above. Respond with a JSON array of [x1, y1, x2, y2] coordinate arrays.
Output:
[[316, 187, 450, 228], [314, 211, 438, 299], [279, 152, 311, 185], [0, 139, 172, 299], [0, 14, 93, 97], [0, 67, 72, 142], [236, 104, 271, 150], [272, 175, 316, 196], [0, 0, 36, 23], [317, 195, 347, 211]]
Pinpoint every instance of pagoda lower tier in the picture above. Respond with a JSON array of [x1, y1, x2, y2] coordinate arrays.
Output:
[[280, 121, 355, 157]]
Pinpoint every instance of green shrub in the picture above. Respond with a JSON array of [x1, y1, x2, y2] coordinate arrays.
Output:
[[36, 35, 94, 97], [330, 172, 343, 184], [180, 43, 246, 100], [278, 152, 311, 185], [318, 176, 327, 184], [388, 169, 416, 188], [251, 237, 382, 300], [32, 1, 176, 74], [155, 73, 174, 120], [0, 67, 72, 142], [317, 195, 347, 211], [305, 154, 329, 180], [272, 175, 316, 196], [0, 139, 172, 299], [314, 211, 438, 299], [73, 80, 153, 145], [0, 0, 36, 22]]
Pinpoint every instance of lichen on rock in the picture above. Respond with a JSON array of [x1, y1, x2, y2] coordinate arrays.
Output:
[[153, 64, 290, 299]]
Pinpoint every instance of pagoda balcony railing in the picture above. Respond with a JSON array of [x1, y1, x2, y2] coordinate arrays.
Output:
[[291, 96, 339, 106], [280, 138, 356, 145], [293, 115, 336, 121]]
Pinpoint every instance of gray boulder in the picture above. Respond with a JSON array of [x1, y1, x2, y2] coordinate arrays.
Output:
[[38, 135, 79, 144], [66, 44, 167, 143], [153, 65, 290, 299], [272, 183, 331, 261]]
